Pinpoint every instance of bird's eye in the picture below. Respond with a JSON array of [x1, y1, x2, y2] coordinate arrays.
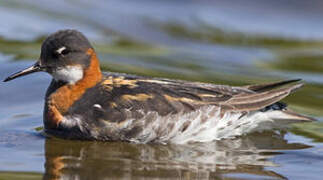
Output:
[[61, 48, 69, 55], [55, 46, 69, 56]]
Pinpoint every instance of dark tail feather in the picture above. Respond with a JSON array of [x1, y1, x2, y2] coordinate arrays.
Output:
[[270, 109, 317, 123], [240, 79, 316, 123], [283, 109, 316, 122]]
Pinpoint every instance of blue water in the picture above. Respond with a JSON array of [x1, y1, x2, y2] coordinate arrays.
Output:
[[0, 0, 323, 179]]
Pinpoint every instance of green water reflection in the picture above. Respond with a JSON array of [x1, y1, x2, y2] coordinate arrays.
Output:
[[37, 133, 310, 179]]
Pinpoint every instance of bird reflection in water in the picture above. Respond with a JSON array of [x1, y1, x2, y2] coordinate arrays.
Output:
[[43, 131, 310, 180]]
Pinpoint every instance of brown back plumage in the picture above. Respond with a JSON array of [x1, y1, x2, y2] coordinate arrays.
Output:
[[70, 74, 313, 124]]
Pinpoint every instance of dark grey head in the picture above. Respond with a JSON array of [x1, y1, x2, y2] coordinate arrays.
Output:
[[40, 29, 93, 70], [4, 29, 95, 84]]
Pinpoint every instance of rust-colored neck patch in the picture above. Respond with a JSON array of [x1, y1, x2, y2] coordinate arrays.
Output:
[[45, 48, 102, 128]]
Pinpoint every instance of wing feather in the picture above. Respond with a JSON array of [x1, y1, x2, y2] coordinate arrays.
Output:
[[243, 79, 301, 92], [219, 83, 303, 112], [84, 74, 305, 123]]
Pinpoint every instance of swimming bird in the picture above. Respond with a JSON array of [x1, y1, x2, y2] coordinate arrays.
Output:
[[3, 30, 314, 143]]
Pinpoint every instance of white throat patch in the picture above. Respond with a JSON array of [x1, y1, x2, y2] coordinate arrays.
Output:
[[52, 65, 84, 84]]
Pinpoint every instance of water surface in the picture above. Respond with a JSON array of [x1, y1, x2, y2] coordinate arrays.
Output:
[[0, 0, 323, 179]]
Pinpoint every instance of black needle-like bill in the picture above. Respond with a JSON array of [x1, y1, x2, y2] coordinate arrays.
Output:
[[3, 62, 43, 82]]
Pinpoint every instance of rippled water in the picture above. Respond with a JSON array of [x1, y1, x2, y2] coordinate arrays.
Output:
[[0, 0, 323, 179]]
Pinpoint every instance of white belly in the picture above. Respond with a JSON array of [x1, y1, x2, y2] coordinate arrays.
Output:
[[114, 106, 294, 144], [58, 106, 299, 143]]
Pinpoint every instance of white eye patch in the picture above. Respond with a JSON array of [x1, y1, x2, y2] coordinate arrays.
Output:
[[56, 46, 66, 54], [52, 65, 83, 84]]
